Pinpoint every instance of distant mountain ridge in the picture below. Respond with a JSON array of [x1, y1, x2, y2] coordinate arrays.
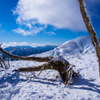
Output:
[[2, 45, 57, 59]]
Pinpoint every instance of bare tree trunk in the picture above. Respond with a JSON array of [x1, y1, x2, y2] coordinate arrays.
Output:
[[16, 59, 77, 84], [0, 47, 78, 84], [77, 0, 100, 76], [16, 60, 70, 82]]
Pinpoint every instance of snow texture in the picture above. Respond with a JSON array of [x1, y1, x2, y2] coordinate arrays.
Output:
[[0, 36, 100, 100]]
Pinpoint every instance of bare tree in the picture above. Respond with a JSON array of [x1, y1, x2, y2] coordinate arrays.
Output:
[[0, 47, 78, 85], [77, 0, 100, 76]]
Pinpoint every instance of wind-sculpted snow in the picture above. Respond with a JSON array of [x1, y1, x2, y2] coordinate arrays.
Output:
[[0, 36, 100, 100]]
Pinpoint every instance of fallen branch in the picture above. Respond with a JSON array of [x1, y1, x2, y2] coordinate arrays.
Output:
[[0, 47, 78, 85], [0, 47, 53, 62], [15, 59, 78, 85]]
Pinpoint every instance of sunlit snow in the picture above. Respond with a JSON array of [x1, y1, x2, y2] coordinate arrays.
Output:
[[0, 36, 100, 100]]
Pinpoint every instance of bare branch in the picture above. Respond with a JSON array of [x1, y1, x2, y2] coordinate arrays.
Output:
[[17, 63, 52, 72], [0, 43, 2, 48], [0, 47, 53, 62], [15, 59, 78, 85], [0, 53, 7, 68], [17, 59, 65, 72], [6, 58, 10, 67], [0, 61, 4, 68], [9, 47, 16, 53], [0, 57, 7, 67], [78, 0, 100, 76]]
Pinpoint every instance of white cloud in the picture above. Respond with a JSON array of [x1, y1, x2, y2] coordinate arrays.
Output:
[[2, 42, 29, 48], [13, 0, 86, 33], [12, 28, 33, 36], [2, 42, 57, 48], [12, 26, 44, 36], [25, 23, 32, 29]]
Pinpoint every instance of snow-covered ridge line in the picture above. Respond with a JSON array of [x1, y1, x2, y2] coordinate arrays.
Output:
[[33, 36, 100, 58]]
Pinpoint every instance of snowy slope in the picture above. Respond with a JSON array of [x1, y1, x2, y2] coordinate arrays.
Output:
[[0, 36, 100, 100], [33, 36, 97, 58]]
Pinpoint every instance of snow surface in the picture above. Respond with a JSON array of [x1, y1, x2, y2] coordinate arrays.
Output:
[[0, 36, 100, 100]]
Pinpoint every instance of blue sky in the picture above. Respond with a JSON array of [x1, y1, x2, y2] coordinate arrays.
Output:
[[0, 0, 100, 48]]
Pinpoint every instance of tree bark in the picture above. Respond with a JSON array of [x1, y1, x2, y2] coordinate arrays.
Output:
[[15, 59, 77, 84], [16, 60, 70, 82], [78, 0, 100, 76]]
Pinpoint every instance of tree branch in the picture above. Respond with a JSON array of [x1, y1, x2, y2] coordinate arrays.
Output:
[[0, 48, 53, 62], [78, 0, 100, 76]]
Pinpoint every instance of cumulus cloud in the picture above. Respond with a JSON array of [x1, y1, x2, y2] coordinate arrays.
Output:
[[2, 42, 57, 48], [13, 0, 86, 34]]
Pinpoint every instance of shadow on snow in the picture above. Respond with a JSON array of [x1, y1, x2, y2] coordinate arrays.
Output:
[[71, 74, 100, 94]]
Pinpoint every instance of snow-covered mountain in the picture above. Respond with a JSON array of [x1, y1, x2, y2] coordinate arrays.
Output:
[[0, 36, 100, 100], [34, 36, 99, 57], [54, 36, 95, 56]]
